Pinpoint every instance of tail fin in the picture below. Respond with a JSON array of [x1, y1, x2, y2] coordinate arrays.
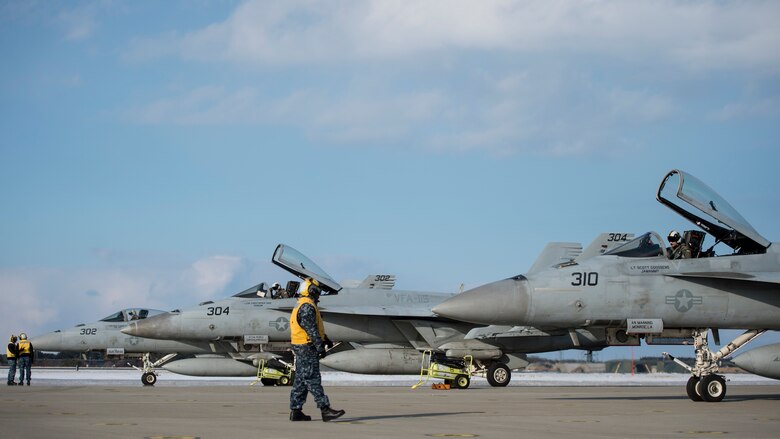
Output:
[[576, 233, 634, 261], [527, 242, 583, 274], [356, 274, 396, 290]]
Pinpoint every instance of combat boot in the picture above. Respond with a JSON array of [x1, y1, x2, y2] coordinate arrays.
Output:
[[321, 406, 345, 422], [289, 409, 311, 421]]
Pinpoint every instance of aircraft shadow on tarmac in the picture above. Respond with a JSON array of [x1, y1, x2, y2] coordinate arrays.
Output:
[[336, 411, 482, 422]]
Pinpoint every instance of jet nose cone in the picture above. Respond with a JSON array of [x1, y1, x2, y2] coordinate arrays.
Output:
[[433, 277, 530, 325], [121, 313, 180, 340], [29, 331, 63, 351]]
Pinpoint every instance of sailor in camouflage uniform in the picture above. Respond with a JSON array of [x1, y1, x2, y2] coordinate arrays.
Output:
[[289, 278, 345, 422]]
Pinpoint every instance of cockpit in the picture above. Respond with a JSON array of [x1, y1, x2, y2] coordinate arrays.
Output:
[[99, 308, 163, 323], [604, 170, 771, 260], [604, 232, 666, 258]]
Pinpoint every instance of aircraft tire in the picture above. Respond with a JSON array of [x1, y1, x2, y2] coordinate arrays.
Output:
[[453, 374, 470, 389], [686, 376, 703, 402], [141, 372, 157, 386], [486, 363, 511, 387], [699, 375, 726, 403]]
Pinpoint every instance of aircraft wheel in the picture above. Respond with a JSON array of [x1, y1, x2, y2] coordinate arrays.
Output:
[[260, 378, 275, 386], [486, 363, 511, 387], [699, 375, 726, 403], [141, 372, 157, 386], [278, 375, 291, 386], [453, 374, 470, 389], [686, 376, 703, 402]]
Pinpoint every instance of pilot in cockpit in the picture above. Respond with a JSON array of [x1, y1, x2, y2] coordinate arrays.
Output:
[[668, 230, 692, 260], [270, 282, 283, 299]]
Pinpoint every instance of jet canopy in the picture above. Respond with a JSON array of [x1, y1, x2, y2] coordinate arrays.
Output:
[[272, 244, 342, 294], [99, 308, 165, 323], [657, 170, 770, 254], [603, 232, 666, 258]]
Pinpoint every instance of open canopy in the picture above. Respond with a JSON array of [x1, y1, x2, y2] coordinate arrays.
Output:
[[272, 244, 342, 294], [657, 169, 769, 253]]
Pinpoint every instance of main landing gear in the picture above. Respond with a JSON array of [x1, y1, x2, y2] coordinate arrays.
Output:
[[132, 353, 178, 386], [665, 329, 764, 402]]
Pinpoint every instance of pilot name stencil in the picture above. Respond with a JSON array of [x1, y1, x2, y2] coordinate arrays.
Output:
[[665, 289, 703, 312]]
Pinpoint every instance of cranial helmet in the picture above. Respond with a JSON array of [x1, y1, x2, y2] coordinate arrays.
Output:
[[300, 278, 321, 299], [668, 230, 681, 242], [19, 333, 27, 340], [9, 335, 16, 342]]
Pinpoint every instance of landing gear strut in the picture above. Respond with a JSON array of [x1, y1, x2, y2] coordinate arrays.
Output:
[[131, 353, 178, 386], [665, 329, 764, 402]]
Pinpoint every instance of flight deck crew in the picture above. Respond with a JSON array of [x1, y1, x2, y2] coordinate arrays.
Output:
[[16, 333, 33, 386], [7, 335, 18, 385], [289, 278, 345, 422]]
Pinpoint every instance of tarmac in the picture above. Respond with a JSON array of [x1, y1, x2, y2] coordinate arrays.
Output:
[[1, 378, 779, 439]]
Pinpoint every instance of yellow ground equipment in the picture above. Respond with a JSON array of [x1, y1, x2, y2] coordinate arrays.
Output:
[[250, 358, 294, 386], [412, 350, 473, 389]]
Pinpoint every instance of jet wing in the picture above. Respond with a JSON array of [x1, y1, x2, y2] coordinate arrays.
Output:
[[317, 306, 436, 318]]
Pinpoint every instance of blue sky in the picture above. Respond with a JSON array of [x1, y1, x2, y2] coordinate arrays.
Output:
[[1, 0, 779, 361]]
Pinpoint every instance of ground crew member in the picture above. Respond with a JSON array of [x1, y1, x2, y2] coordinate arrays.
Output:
[[289, 278, 345, 422], [6, 335, 18, 385], [668, 230, 692, 260], [16, 333, 33, 386]]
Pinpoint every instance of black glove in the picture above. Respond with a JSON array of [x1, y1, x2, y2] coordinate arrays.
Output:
[[318, 349, 327, 359], [323, 336, 334, 350]]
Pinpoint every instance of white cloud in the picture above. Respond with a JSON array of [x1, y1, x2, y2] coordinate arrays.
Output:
[[128, 0, 780, 72], [0, 254, 269, 341]]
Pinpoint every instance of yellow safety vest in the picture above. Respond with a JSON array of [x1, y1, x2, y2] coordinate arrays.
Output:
[[17, 340, 31, 356], [6, 343, 16, 359], [290, 297, 325, 345]]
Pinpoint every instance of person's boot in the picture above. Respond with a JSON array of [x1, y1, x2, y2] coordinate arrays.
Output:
[[26, 382, 30, 386], [289, 409, 311, 421], [321, 406, 345, 422]]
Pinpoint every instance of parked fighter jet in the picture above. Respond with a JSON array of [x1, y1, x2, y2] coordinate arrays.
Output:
[[123, 241, 628, 388], [732, 343, 780, 380], [30, 308, 220, 385], [434, 169, 780, 402]]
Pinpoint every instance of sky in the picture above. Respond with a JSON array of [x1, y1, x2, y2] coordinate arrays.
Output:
[[1, 0, 779, 361]]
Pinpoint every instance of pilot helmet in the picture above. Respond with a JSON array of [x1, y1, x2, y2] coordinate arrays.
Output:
[[300, 278, 322, 300], [272, 282, 281, 290], [668, 230, 681, 243], [19, 333, 27, 340]]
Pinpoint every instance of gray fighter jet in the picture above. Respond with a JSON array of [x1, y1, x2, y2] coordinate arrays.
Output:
[[434, 169, 780, 401], [30, 308, 218, 385], [123, 242, 628, 388]]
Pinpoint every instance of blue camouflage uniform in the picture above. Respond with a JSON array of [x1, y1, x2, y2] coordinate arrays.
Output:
[[290, 303, 330, 410]]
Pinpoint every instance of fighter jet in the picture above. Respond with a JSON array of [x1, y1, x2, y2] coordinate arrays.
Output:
[[123, 242, 627, 388], [30, 308, 219, 385], [434, 169, 780, 401], [732, 342, 780, 380]]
